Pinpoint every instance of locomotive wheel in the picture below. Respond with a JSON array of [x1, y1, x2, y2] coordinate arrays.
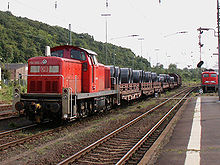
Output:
[[88, 101, 94, 116]]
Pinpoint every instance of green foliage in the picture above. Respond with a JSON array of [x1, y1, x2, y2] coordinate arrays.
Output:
[[0, 11, 150, 70], [0, 83, 13, 103], [0, 80, 27, 104], [1, 66, 11, 80], [0, 11, 201, 83], [150, 63, 200, 83]]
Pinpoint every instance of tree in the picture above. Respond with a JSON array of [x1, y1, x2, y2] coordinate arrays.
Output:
[[168, 64, 177, 73]]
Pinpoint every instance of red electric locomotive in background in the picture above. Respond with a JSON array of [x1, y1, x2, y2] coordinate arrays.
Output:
[[201, 69, 218, 92]]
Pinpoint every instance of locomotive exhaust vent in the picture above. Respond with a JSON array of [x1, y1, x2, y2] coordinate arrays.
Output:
[[45, 46, 51, 56]]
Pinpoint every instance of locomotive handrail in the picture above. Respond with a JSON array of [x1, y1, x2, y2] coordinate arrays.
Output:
[[68, 87, 73, 118], [74, 75, 77, 117], [110, 77, 117, 85]]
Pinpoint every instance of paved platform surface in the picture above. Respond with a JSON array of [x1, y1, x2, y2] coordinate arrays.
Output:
[[155, 96, 220, 165]]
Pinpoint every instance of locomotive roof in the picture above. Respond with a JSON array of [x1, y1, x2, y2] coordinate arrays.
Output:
[[80, 47, 97, 56], [202, 71, 217, 73], [51, 45, 98, 56]]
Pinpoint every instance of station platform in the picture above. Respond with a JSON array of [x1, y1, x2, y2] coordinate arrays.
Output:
[[155, 96, 220, 165]]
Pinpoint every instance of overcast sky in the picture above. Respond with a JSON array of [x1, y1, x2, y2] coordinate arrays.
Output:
[[0, 0, 218, 69]]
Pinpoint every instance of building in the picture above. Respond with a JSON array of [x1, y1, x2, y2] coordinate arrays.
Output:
[[0, 63, 28, 81]]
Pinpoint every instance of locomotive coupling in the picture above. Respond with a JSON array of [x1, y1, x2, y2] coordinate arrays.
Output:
[[30, 102, 42, 113]]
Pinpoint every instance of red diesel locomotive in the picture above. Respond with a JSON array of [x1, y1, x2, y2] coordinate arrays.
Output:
[[201, 69, 218, 92], [13, 45, 181, 122]]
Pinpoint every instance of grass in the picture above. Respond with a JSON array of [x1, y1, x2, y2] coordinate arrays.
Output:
[[16, 131, 33, 137], [0, 84, 13, 104], [8, 122, 18, 128], [0, 82, 27, 104]]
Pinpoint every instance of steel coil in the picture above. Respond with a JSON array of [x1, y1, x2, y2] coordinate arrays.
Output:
[[132, 70, 143, 83], [151, 72, 157, 82], [144, 72, 152, 82], [120, 68, 132, 83]]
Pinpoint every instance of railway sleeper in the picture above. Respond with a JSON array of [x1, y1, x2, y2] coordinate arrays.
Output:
[[76, 160, 114, 165], [88, 152, 125, 158], [83, 156, 120, 162]]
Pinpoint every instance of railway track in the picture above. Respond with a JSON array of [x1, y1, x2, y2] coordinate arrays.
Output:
[[57, 87, 194, 165], [0, 104, 12, 112], [0, 121, 54, 151], [0, 104, 18, 120], [0, 87, 191, 155]]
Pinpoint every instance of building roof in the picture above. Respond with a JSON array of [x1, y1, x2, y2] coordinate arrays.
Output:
[[0, 63, 27, 70]]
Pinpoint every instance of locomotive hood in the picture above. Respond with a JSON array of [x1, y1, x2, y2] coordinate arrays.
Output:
[[28, 56, 64, 65]]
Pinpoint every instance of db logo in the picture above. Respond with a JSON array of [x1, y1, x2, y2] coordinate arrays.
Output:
[[40, 66, 49, 72], [42, 59, 47, 64]]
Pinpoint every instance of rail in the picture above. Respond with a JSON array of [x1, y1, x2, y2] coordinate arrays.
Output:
[[116, 88, 194, 164], [57, 87, 191, 165]]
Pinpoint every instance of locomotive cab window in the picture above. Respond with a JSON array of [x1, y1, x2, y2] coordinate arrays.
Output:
[[71, 49, 86, 61], [203, 74, 209, 77], [211, 74, 217, 77], [90, 55, 98, 65], [51, 50, 64, 57]]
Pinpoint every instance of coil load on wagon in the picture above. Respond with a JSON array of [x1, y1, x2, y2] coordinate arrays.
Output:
[[108, 65, 121, 84], [165, 74, 171, 82], [159, 74, 165, 82], [144, 72, 152, 82], [120, 68, 133, 84], [168, 73, 182, 86], [170, 77, 174, 82], [151, 72, 157, 82], [132, 70, 143, 83]]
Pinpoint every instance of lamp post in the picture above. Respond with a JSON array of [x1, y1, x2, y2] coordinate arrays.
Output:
[[0, 57, 2, 90], [138, 38, 144, 57], [101, 13, 111, 65], [154, 48, 160, 66], [110, 34, 139, 66], [113, 53, 116, 66], [163, 31, 188, 68], [166, 52, 171, 68], [0, 65, 1, 90], [138, 38, 144, 69], [217, 0, 220, 100], [164, 31, 188, 38], [110, 34, 139, 40]]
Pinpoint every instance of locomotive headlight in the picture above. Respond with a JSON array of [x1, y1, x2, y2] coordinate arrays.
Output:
[[211, 81, 216, 83], [64, 114, 68, 119], [205, 81, 210, 83], [15, 88, 19, 93], [14, 93, 19, 98]]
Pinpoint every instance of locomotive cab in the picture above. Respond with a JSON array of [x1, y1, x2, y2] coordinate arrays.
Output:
[[51, 45, 111, 93]]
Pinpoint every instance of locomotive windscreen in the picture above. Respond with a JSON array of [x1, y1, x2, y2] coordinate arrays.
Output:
[[51, 50, 64, 57]]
